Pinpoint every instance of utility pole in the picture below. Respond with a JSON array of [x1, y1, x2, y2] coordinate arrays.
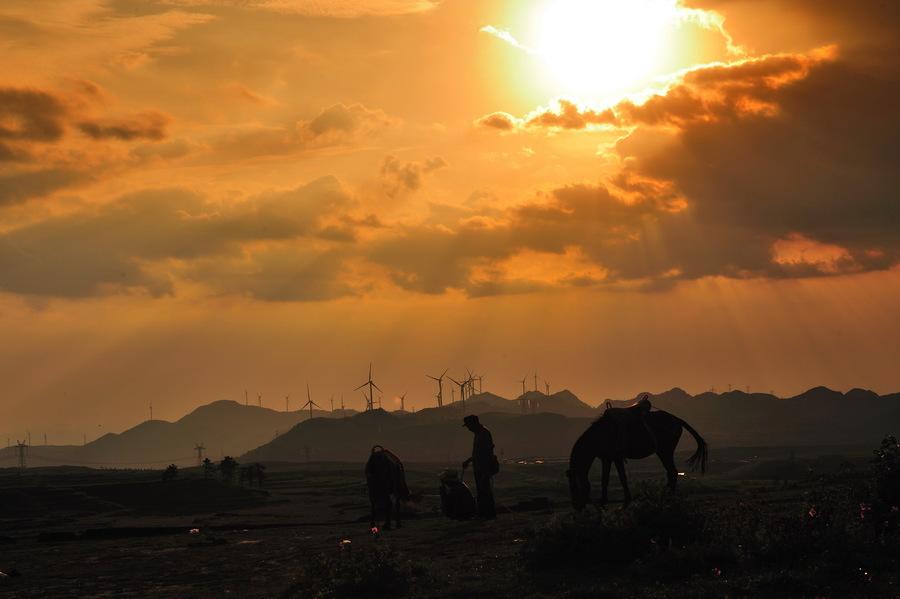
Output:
[[194, 443, 205, 467], [16, 440, 28, 469]]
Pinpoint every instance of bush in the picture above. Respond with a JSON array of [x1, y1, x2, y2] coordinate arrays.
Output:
[[284, 545, 428, 598], [522, 485, 705, 568], [873, 435, 900, 507]]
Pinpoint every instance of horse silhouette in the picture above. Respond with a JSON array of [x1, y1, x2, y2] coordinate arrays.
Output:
[[365, 445, 411, 530], [567, 409, 708, 509]]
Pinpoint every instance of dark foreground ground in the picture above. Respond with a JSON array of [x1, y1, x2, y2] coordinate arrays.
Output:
[[1, 444, 897, 598]]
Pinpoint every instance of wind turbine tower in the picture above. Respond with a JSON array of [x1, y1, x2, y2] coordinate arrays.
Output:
[[519, 376, 527, 397], [301, 384, 321, 419], [354, 363, 381, 411], [426, 369, 448, 408], [285, 395, 290, 412], [448, 376, 468, 411]]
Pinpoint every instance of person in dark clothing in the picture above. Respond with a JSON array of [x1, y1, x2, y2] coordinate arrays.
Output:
[[462, 414, 497, 519]]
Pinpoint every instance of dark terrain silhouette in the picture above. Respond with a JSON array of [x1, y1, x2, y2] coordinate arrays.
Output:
[[365, 445, 410, 530], [568, 409, 708, 509]]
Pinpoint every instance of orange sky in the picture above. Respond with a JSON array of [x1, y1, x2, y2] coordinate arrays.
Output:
[[1, 0, 898, 443]]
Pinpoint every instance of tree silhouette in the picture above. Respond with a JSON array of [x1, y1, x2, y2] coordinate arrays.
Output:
[[254, 463, 266, 488], [202, 457, 215, 479], [162, 463, 179, 482], [219, 456, 238, 484]]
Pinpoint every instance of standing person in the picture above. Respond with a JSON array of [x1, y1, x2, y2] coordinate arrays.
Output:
[[462, 414, 498, 519]]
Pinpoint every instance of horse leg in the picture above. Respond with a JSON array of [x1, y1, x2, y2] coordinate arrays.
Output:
[[614, 458, 631, 505], [659, 451, 678, 492], [600, 459, 611, 506]]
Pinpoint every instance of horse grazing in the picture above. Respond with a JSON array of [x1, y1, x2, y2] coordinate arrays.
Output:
[[567, 409, 708, 510], [365, 445, 411, 530]]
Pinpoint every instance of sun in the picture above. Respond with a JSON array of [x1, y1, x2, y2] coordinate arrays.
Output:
[[532, 0, 679, 103]]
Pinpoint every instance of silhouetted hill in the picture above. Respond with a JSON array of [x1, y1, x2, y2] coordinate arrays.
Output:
[[3, 387, 897, 468], [245, 385, 900, 462], [0, 400, 356, 468], [242, 409, 591, 463]]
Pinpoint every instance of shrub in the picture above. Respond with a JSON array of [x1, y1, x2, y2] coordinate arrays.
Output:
[[873, 435, 900, 507], [522, 485, 705, 568], [284, 545, 427, 598]]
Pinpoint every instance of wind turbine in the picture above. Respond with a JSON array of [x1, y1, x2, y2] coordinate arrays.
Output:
[[448, 375, 468, 411], [301, 383, 321, 420], [257, 392, 262, 407], [285, 395, 290, 412], [355, 363, 381, 411], [426, 368, 448, 408], [544, 380, 550, 395], [399, 392, 407, 412], [519, 376, 527, 397], [465, 369, 475, 399], [533, 370, 539, 392]]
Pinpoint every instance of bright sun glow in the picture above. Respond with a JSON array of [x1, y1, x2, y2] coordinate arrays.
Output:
[[534, 0, 679, 103]]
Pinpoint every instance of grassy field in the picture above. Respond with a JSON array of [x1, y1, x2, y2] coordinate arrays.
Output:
[[0, 444, 897, 598]]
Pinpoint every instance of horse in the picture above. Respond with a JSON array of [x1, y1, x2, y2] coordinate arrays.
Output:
[[365, 445, 411, 530], [567, 409, 708, 510]]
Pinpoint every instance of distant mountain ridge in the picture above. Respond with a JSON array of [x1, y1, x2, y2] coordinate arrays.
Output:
[[2, 387, 897, 467], [0, 400, 356, 469]]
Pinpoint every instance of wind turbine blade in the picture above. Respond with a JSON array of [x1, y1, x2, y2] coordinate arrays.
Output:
[[354, 382, 367, 391], [441, 368, 448, 378], [372, 382, 382, 392]]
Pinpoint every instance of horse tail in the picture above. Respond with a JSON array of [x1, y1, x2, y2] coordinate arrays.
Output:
[[676, 417, 708, 474]]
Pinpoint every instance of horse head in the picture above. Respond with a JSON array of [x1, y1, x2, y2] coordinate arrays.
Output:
[[566, 467, 591, 511]]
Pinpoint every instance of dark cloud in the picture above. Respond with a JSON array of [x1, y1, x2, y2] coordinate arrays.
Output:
[[0, 177, 362, 298], [475, 101, 619, 132], [0, 168, 91, 207], [375, 48, 900, 296], [475, 111, 517, 131], [526, 100, 619, 129], [78, 111, 171, 141], [380, 155, 446, 197], [210, 103, 394, 160], [0, 87, 66, 142]]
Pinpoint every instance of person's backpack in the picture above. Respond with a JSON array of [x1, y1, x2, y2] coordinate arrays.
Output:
[[439, 469, 477, 519]]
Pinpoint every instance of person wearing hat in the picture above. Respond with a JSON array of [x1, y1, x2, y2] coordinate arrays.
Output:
[[462, 414, 498, 519]]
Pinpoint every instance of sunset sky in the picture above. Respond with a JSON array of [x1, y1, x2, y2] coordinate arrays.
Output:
[[2, 0, 898, 443]]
